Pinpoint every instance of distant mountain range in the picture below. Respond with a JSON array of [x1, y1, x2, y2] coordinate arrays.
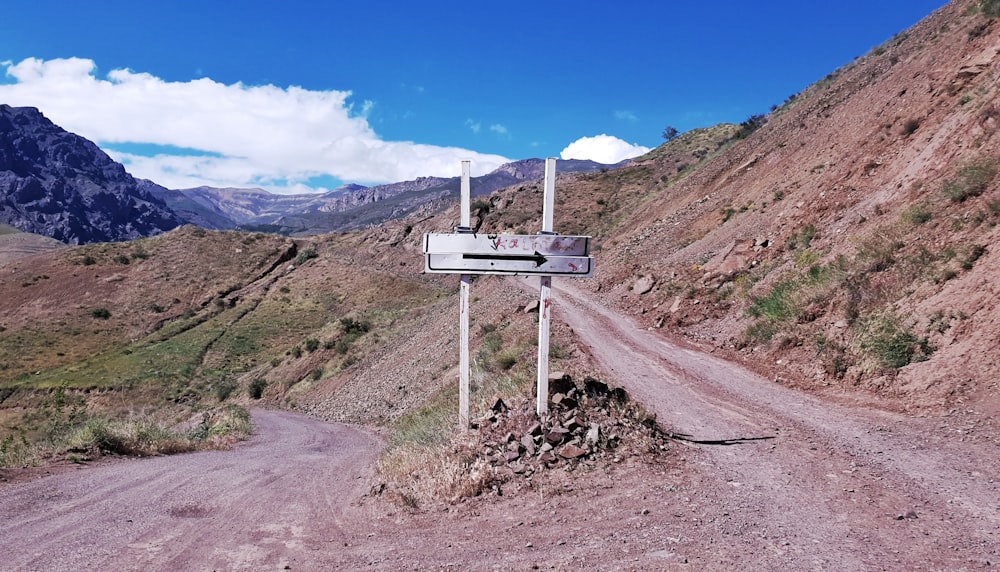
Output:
[[0, 103, 626, 243]]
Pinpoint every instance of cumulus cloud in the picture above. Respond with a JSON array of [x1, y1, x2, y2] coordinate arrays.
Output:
[[559, 134, 650, 164], [0, 57, 510, 193]]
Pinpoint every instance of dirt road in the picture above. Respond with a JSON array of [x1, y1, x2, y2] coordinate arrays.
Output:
[[0, 411, 383, 571], [550, 281, 1000, 570]]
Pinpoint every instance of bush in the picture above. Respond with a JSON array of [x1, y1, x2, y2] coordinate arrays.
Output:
[[944, 156, 997, 202], [902, 203, 933, 224], [304, 338, 320, 352], [248, 378, 267, 399], [981, 0, 1000, 17], [294, 249, 318, 265], [858, 312, 932, 369], [215, 378, 238, 401], [91, 307, 111, 319]]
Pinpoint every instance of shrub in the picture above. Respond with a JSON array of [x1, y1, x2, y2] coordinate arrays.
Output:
[[858, 312, 932, 369], [981, 0, 1000, 17], [961, 244, 987, 270], [735, 113, 768, 139], [944, 156, 997, 202], [304, 338, 320, 352], [902, 203, 933, 224], [215, 378, 238, 401], [248, 378, 267, 399], [294, 249, 318, 265], [310, 368, 323, 381], [902, 118, 921, 136], [91, 307, 111, 319]]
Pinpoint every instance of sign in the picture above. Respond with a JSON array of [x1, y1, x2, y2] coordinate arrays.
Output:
[[423, 233, 593, 276], [426, 158, 596, 425]]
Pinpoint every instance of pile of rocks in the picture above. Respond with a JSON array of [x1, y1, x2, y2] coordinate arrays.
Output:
[[471, 374, 669, 481]]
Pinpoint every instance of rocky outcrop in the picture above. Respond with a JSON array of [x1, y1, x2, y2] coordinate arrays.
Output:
[[0, 105, 182, 244]]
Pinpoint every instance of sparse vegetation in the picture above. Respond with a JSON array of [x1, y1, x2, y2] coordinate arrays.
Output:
[[980, 0, 1000, 18], [943, 156, 997, 202], [857, 311, 933, 370], [294, 248, 318, 265]]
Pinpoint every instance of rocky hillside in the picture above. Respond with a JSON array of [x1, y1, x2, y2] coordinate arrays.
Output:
[[0, 105, 182, 244], [452, 0, 1000, 416]]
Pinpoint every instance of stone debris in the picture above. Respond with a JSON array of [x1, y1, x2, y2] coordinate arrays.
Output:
[[470, 374, 671, 483]]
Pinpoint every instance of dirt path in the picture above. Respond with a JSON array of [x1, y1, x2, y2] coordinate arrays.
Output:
[[0, 410, 383, 571], [550, 280, 1000, 570]]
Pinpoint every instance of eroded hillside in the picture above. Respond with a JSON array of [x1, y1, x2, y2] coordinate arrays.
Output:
[[423, 0, 1000, 417]]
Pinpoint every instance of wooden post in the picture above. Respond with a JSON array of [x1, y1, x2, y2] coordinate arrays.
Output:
[[458, 161, 472, 429], [536, 158, 557, 416]]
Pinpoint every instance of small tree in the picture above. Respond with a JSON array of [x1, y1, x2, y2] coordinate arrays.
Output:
[[661, 126, 679, 141]]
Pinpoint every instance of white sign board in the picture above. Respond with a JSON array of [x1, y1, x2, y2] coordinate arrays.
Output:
[[423, 233, 593, 276]]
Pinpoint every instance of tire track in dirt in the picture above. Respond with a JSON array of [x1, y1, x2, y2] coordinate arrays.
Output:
[[550, 280, 999, 570], [0, 410, 382, 571]]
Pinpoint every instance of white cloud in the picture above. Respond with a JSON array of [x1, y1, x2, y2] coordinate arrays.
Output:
[[559, 134, 650, 164], [489, 123, 508, 135], [0, 57, 510, 193], [465, 119, 481, 134], [614, 110, 638, 121]]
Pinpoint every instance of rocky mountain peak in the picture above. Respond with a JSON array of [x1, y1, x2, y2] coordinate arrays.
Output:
[[0, 104, 182, 244]]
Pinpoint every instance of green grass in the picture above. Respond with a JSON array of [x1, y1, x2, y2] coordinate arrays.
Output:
[[857, 312, 932, 370]]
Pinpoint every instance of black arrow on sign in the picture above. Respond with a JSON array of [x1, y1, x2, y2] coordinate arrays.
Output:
[[464, 251, 549, 267]]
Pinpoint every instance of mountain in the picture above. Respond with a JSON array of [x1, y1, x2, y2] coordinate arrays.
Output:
[[151, 158, 621, 234], [0, 105, 182, 244]]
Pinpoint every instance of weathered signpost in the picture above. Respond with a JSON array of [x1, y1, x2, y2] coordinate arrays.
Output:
[[423, 158, 594, 427]]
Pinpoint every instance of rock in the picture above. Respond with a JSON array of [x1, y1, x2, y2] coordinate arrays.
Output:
[[586, 423, 601, 443], [523, 300, 540, 313], [549, 373, 574, 394], [504, 450, 521, 462], [527, 423, 543, 437], [584, 377, 611, 397], [545, 427, 570, 444], [491, 398, 508, 413], [559, 444, 588, 459], [520, 434, 537, 455], [633, 275, 656, 295], [670, 296, 682, 313], [538, 451, 556, 463], [565, 416, 584, 432]]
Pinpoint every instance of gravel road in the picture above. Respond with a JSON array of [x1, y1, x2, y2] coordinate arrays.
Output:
[[551, 281, 1000, 570], [0, 410, 382, 571]]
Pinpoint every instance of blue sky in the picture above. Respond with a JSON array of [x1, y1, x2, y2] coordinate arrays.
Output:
[[1, 0, 946, 193]]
